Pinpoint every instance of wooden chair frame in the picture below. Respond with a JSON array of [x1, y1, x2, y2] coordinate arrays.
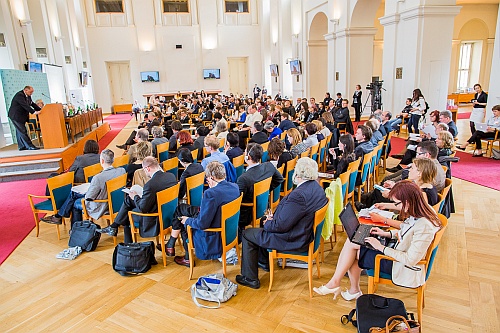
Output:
[[187, 194, 243, 279], [162, 157, 179, 180], [280, 157, 297, 198], [83, 163, 102, 183], [346, 158, 361, 207], [232, 155, 245, 180], [268, 199, 329, 297], [156, 142, 171, 163], [82, 173, 127, 246], [28, 172, 74, 240], [128, 183, 180, 266], [241, 177, 273, 228], [269, 165, 285, 212], [112, 155, 129, 170], [357, 152, 374, 202], [185, 172, 205, 207], [367, 214, 448, 326], [484, 129, 500, 157]]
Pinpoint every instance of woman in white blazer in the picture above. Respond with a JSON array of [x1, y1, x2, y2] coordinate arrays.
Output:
[[313, 180, 442, 301]]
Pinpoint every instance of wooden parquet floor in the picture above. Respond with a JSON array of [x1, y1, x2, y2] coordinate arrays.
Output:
[[1, 114, 499, 332]]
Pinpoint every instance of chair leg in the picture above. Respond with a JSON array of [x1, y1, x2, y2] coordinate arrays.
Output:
[[222, 249, 227, 277], [417, 286, 425, 326], [56, 224, 61, 240], [315, 255, 321, 279], [308, 259, 313, 298], [113, 236, 117, 246], [160, 233, 167, 267], [34, 213, 40, 237], [188, 248, 195, 280], [368, 276, 375, 294], [268, 252, 274, 292], [333, 224, 338, 243]]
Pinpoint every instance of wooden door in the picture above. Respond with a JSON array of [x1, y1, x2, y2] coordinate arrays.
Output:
[[227, 57, 248, 96], [106, 62, 132, 106]]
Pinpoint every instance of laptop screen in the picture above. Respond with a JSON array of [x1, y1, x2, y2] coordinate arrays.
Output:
[[339, 203, 360, 240]]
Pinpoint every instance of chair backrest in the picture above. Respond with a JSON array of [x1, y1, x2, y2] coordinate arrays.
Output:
[[254, 177, 273, 221], [359, 152, 374, 184], [347, 158, 361, 193], [190, 148, 199, 163], [162, 157, 179, 180], [157, 183, 180, 230], [317, 138, 327, 165], [383, 131, 393, 158], [112, 154, 129, 171], [84, 163, 103, 183], [232, 154, 245, 179], [219, 138, 225, 152], [269, 165, 284, 211], [281, 157, 297, 195], [279, 131, 286, 141], [310, 143, 320, 161], [300, 149, 309, 158], [432, 193, 444, 214], [261, 141, 270, 162], [440, 178, 452, 198], [156, 142, 170, 163], [310, 199, 330, 255], [186, 171, 205, 207], [338, 170, 349, 203], [106, 173, 127, 217], [47, 172, 75, 210], [221, 194, 244, 247], [425, 214, 448, 280]]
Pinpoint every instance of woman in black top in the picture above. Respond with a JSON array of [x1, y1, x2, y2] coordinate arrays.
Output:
[[268, 137, 293, 169], [469, 83, 488, 134], [177, 148, 204, 200], [224, 132, 244, 161], [327, 133, 356, 177]]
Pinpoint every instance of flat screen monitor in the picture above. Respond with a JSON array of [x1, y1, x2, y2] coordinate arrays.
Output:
[[289, 60, 302, 75], [141, 71, 160, 82], [80, 71, 89, 86], [28, 61, 43, 73], [270, 64, 279, 77], [203, 69, 220, 79]]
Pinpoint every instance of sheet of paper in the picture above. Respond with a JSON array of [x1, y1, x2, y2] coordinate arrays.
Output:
[[72, 183, 90, 194], [358, 206, 395, 220], [122, 184, 144, 198], [421, 125, 437, 138]]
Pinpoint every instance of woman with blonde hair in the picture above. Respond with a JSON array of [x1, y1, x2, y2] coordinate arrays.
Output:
[[128, 141, 152, 187], [436, 130, 454, 157]]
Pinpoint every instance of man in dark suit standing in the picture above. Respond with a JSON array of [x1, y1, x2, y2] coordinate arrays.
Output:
[[8, 86, 42, 150], [237, 143, 283, 232], [236, 157, 328, 289], [98, 156, 177, 243]]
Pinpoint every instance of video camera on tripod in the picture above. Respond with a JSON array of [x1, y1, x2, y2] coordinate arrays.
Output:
[[364, 80, 384, 113]]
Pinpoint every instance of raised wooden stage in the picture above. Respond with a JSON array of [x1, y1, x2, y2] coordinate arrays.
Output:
[[0, 122, 110, 182]]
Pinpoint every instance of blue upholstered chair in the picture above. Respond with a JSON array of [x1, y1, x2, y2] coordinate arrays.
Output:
[[156, 142, 170, 164], [162, 157, 179, 181], [186, 171, 205, 207], [83, 163, 102, 183], [187, 194, 243, 279], [346, 158, 361, 207], [269, 165, 285, 213], [280, 157, 297, 198], [28, 172, 74, 240], [268, 199, 329, 298], [128, 183, 180, 267], [232, 154, 245, 180], [366, 214, 448, 326], [241, 177, 272, 228]]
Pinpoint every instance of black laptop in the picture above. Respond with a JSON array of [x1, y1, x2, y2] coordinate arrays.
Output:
[[339, 203, 374, 248]]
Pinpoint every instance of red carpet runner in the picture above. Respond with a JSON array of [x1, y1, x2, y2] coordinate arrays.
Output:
[[0, 179, 47, 265], [0, 113, 131, 265], [98, 113, 132, 150]]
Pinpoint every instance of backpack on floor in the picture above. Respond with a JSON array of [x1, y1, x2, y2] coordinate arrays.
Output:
[[68, 220, 101, 252], [112, 241, 158, 276], [341, 294, 408, 333]]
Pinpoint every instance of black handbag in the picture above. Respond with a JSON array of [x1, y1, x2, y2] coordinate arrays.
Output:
[[341, 294, 408, 333], [68, 220, 101, 252], [112, 241, 158, 276]]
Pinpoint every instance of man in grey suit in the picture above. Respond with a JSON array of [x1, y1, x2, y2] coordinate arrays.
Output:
[[41, 149, 126, 226]]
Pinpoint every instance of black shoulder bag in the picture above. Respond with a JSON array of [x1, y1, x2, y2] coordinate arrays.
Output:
[[112, 241, 158, 276]]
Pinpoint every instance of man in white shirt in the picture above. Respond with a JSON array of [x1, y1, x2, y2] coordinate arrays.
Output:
[[238, 104, 263, 149]]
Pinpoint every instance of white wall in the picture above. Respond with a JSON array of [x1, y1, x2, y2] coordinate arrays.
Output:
[[85, 0, 263, 112]]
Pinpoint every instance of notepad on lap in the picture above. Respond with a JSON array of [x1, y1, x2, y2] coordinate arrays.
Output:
[[122, 184, 144, 198]]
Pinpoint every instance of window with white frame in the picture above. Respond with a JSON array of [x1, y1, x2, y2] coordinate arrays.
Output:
[[457, 43, 472, 90], [163, 0, 189, 13], [225, 0, 249, 13], [95, 0, 123, 13]]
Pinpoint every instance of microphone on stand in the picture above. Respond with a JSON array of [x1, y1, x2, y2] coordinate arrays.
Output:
[[41, 93, 58, 104]]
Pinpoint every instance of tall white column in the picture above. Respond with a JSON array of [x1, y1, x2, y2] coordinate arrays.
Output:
[[486, 5, 500, 118], [381, 3, 460, 113]]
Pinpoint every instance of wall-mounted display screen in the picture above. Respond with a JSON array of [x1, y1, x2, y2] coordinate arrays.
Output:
[[28, 61, 43, 72], [289, 60, 302, 75], [270, 64, 279, 77], [203, 69, 220, 79], [141, 71, 160, 82]]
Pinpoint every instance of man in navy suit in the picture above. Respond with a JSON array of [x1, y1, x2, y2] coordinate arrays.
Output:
[[98, 156, 177, 243], [278, 113, 296, 132], [8, 86, 42, 150], [236, 157, 328, 289], [170, 161, 241, 267]]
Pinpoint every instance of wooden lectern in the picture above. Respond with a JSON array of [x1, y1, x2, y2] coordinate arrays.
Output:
[[38, 103, 68, 149]]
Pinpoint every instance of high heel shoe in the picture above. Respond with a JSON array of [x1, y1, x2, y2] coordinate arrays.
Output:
[[456, 146, 466, 151], [341, 289, 363, 301], [313, 285, 341, 299]]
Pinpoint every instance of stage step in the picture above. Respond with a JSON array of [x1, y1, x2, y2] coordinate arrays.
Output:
[[0, 158, 62, 182]]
